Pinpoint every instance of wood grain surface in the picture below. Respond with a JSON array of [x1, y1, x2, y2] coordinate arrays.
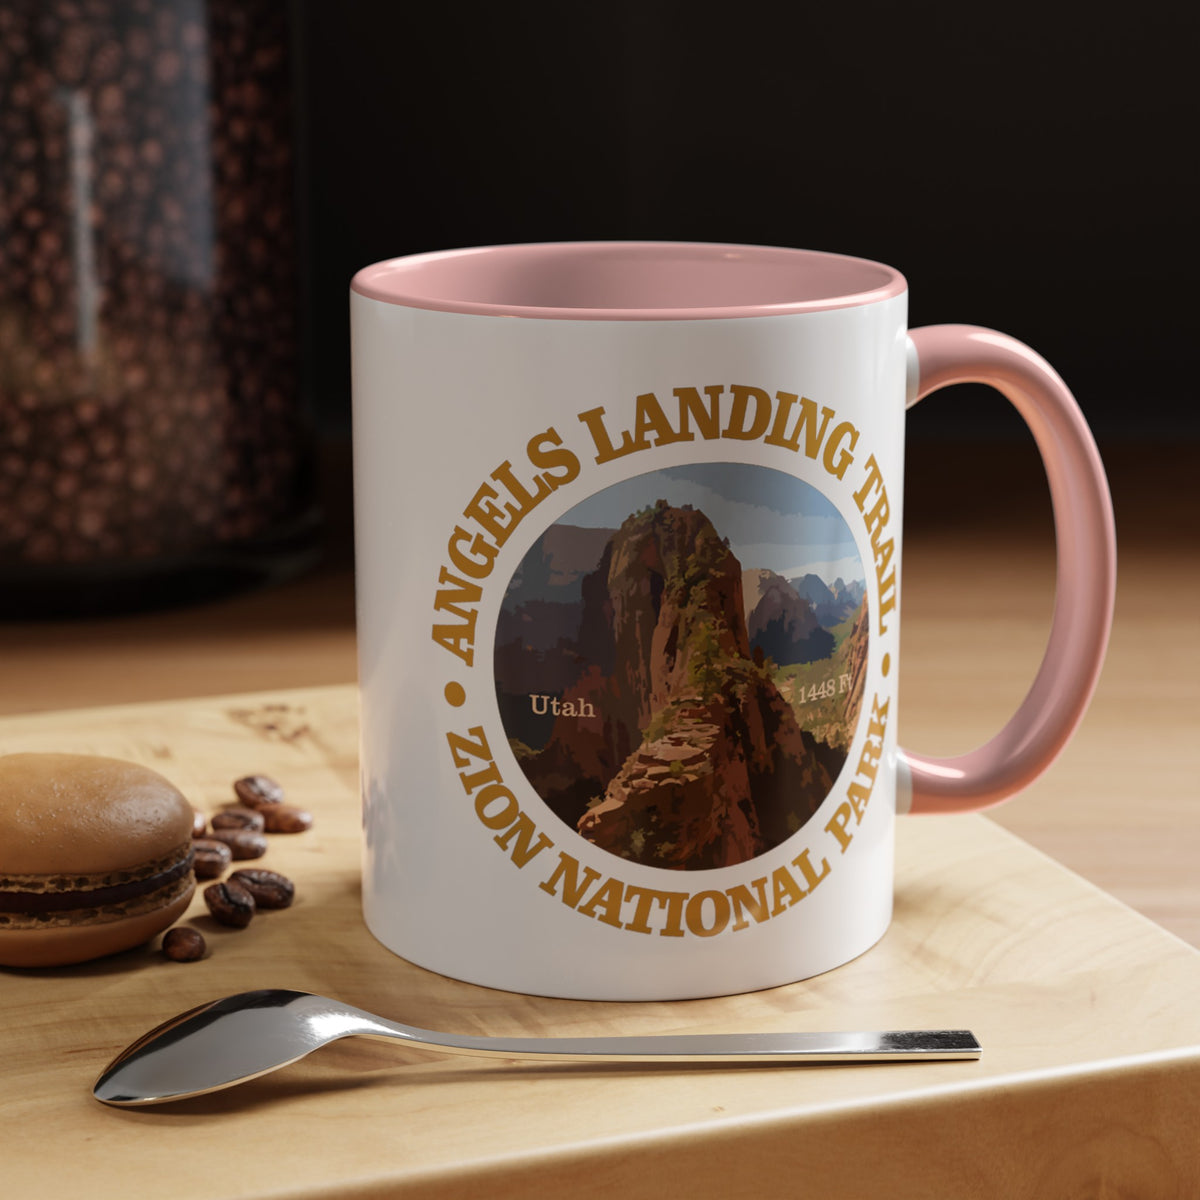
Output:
[[1, 685, 1198, 1199]]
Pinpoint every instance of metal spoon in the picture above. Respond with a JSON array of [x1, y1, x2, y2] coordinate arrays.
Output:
[[92, 988, 981, 1106]]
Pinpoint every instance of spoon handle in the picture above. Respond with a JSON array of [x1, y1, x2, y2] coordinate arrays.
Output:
[[373, 1025, 981, 1064]]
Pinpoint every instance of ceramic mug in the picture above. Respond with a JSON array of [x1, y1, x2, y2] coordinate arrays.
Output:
[[350, 242, 1115, 1000]]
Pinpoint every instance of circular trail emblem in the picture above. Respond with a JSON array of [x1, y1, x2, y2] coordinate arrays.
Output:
[[494, 462, 868, 871]]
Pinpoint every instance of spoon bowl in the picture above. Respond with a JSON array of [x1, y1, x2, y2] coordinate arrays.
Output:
[[93, 988, 981, 1106]]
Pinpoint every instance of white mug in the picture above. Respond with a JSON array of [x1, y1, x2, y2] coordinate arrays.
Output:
[[350, 242, 1115, 1000]]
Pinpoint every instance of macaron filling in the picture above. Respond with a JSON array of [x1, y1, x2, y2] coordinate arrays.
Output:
[[0, 842, 194, 929]]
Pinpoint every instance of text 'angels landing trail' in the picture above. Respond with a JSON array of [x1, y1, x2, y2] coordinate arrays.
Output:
[[494, 463, 869, 871]]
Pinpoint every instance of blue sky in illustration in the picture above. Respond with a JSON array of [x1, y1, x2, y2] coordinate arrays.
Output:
[[560, 462, 864, 583]]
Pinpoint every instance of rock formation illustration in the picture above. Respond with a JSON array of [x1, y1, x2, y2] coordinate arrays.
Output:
[[498, 499, 867, 870], [743, 568, 834, 666]]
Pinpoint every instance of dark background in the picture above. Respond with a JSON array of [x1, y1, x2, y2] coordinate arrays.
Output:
[[290, 0, 1196, 447]]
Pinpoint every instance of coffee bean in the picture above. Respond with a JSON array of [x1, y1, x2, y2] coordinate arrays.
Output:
[[230, 868, 294, 909], [262, 804, 313, 834], [192, 837, 233, 879], [191, 809, 207, 838], [162, 926, 206, 962], [206, 828, 268, 860], [204, 879, 256, 928], [211, 806, 266, 833], [233, 774, 284, 809]]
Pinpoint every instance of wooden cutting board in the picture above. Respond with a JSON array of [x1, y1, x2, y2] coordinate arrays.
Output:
[[2, 685, 1197, 1199]]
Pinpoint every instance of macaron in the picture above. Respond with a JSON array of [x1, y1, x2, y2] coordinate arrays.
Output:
[[0, 753, 196, 968]]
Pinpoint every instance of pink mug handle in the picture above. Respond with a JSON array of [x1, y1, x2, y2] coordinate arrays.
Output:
[[900, 326, 1116, 814]]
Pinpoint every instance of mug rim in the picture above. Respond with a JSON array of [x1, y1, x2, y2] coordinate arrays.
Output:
[[350, 241, 907, 321]]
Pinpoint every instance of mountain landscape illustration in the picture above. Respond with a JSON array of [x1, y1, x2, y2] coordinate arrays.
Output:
[[495, 496, 868, 871], [789, 573, 866, 626]]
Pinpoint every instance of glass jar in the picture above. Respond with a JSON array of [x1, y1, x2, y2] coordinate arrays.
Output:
[[0, 0, 317, 616]]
